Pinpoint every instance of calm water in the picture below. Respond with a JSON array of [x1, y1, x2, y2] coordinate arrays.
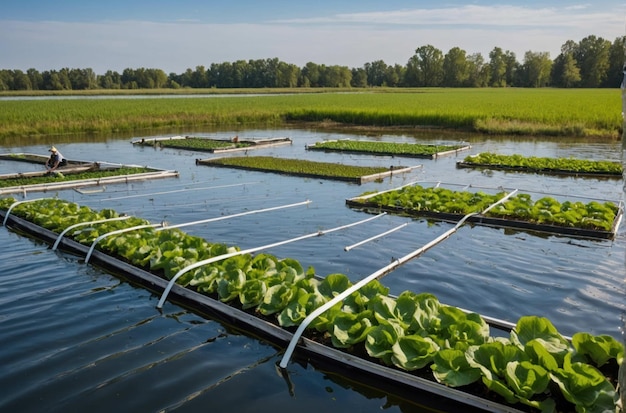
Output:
[[0, 129, 623, 412]]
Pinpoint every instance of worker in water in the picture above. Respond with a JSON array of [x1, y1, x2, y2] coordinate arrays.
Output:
[[46, 146, 67, 173]]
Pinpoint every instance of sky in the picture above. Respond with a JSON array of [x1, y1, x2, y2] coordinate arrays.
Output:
[[1, 1, 625, 74]]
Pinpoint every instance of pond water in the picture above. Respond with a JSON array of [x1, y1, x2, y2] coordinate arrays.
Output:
[[0, 128, 624, 412]]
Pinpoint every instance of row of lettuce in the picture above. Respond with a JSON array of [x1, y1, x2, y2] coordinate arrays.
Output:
[[460, 152, 623, 175], [0, 197, 622, 412], [351, 185, 619, 232]]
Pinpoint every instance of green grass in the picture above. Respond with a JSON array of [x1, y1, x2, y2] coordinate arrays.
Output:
[[0, 88, 621, 141]]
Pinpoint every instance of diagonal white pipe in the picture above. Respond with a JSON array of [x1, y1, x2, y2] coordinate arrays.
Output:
[[279, 189, 518, 368], [156, 212, 387, 309]]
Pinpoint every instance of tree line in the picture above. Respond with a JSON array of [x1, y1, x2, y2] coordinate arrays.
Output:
[[1, 34, 623, 91]]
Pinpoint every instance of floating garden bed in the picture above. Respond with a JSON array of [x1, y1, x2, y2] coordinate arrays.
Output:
[[0, 153, 178, 195], [306, 139, 470, 159], [346, 183, 622, 240], [0, 197, 622, 413], [132, 135, 292, 153], [196, 155, 420, 184], [457, 153, 623, 178]]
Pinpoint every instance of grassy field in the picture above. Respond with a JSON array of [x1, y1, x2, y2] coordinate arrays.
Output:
[[0, 88, 621, 141]]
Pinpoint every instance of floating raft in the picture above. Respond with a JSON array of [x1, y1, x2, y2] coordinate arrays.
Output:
[[456, 154, 623, 179], [0, 153, 178, 195], [306, 139, 471, 159], [131, 135, 292, 153], [346, 184, 623, 240], [196, 156, 421, 184], [0, 209, 528, 413], [0, 152, 95, 167]]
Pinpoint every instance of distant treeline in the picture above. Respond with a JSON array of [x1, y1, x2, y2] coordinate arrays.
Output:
[[1, 35, 623, 91]]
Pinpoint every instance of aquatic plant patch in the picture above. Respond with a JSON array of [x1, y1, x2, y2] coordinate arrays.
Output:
[[197, 156, 398, 183], [0, 197, 622, 412], [135, 137, 252, 151], [348, 185, 621, 235], [307, 140, 469, 158], [459, 152, 623, 177]]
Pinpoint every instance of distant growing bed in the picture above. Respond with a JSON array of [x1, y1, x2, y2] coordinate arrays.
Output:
[[196, 156, 409, 183], [307, 140, 469, 158], [457, 152, 623, 177]]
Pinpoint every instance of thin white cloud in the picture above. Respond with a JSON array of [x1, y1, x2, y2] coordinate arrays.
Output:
[[270, 4, 620, 29]]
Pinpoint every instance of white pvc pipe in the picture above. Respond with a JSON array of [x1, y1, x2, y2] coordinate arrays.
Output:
[[2, 198, 48, 226], [156, 212, 386, 309], [344, 222, 409, 251], [279, 190, 518, 369], [52, 215, 132, 251], [100, 182, 256, 202], [84, 223, 164, 263], [155, 200, 312, 231]]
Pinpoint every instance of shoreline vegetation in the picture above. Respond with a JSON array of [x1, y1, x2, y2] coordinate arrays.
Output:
[[0, 88, 621, 141]]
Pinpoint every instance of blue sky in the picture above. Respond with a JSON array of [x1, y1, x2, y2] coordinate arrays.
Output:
[[1, 1, 624, 74]]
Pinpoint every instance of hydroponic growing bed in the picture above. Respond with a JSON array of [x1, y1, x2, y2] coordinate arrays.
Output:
[[456, 153, 623, 178], [345, 182, 623, 240], [131, 135, 292, 153], [196, 156, 421, 184], [0, 198, 622, 413], [306, 139, 471, 159], [0, 153, 178, 195]]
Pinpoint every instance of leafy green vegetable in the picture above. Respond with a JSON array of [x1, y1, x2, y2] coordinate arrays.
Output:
[[462, 152, 622, 176], [550, 353, 618, 411], [572, 332, 624, 367], [391, 334, 439, 371], [431, 348, 482, 387]]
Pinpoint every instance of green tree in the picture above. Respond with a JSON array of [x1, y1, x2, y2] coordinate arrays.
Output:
[[350, 67, 367, 87], [11, 70, 32, 90], [300, 62, 321, 87], [488, 47, 507, 87], [520, 51, 552, 87], [99, 70, 122, 89], [604, 36, 625, 87], [442, 47, 469, 87], [384, 64, 404, 87], [26, 68, 43, 90], [466, 53, 490, 87], [574, 35, 611, 87], [405, 44, 444, 87], [364, 60, 388, 86], [276, 61, 300, 88]]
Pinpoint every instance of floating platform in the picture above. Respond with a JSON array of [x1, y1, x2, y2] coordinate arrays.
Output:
[[306, 139, 471, 159], [0, 209, 528, 413], [0, 153, 178, 195], [131, 135, 293, 153], [345, 184, 623, 240], [196, 156, 422, 184], [456, 154, 623, 179]]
